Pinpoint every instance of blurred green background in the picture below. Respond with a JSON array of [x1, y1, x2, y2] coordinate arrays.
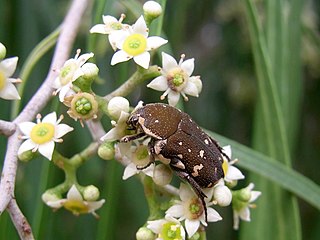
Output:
[[0, 0, 319, 239]]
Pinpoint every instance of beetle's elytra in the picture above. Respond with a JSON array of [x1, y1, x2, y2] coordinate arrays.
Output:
[[121, 103, 227, 221]]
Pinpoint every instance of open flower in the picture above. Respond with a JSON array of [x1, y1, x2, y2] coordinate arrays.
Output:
[[147, 216, 186, 240], [222, 145, 245, 184], [118, 139, 154, 180], [166, 183, 222, 238], [53, 50, 94, 102], [147, 52, 202, 106], [111, 16, 167, 69], [45, 185, 105, 218], [0, 56, 21, 100], [90, 14, 129, 51], [232, 183, 261, 230], [18, 112, 73, 160]]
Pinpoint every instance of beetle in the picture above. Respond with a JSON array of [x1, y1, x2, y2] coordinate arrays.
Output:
[[121, 103, 227, 221]]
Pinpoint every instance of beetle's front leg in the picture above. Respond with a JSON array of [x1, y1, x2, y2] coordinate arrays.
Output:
[[120, 132, 146, 142]]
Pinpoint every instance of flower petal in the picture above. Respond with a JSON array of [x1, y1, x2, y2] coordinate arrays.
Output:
[[161, 52, 178, 72], [185, 219, 200, 238], [250, 191, 262, 202], [0, 57, 18, 77], [147, 36, 168, 50], [55, 123, 74, 139], [180, 58, 194, 76], [102, 15, 118, 24], [87, 199, 105, 212], [38, 140, 55, 160], [58, 85, 72, 102], [225, 165, 245, 182], [183, 81, 199, 97], [18, 122, 36, 137], [0, 81, 20, 100], [90, 24, 108, 34], [222, 145, 232, 158], [207, 207, 223, 222], [46, 199, 65, 209], [133, 16, 148, 37], [67, 185, 83, 201], [233, 211, 240, 230], [18, 139, 36, 155], [147, 219, 166, 234], [42, 112, 57, 125], [179, 183, 195, 201], [143, 164, 155, 178], [168, 90, 180, 106], [166, 204, 184, 218], [239, 207, 250, 222], [133, 52, 150, 69], [76, 52, 94, 67], [122, 163, 139, 180], [147, 76, 168, 91], [111, 50, 132, 66]]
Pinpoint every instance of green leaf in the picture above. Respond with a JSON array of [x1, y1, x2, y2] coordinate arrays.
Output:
[[209, 131, 320, 211]]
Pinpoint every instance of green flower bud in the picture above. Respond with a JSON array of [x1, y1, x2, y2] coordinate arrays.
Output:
[[189, 231, 200, 240], [83, 185, 100, 201], [0, 42, 6, 60], [136, 227, 155, 240], [107, 96, 130, 120], [98, 142, 115, 160], [232, 187, 251, 211], [18, 149, 36, 162]]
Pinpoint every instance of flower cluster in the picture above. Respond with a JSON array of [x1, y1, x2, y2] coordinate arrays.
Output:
[[100, 97, 261, 238]]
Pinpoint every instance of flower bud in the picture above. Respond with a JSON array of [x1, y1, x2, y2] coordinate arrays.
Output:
[[0, 42, 6, 60], [153, 164, 172, 186], [98, 142, 115, 160], [83, 185, 100, 201], [189, 76, 202, 94], [189, 231, 200, 240], [213, 184, 232, 206], [107, 96, 130, 120], [143, 1, 162, 25], [18, 149, 36, 162], [42, 191, 60, 203], [136, 227, 155, 240]]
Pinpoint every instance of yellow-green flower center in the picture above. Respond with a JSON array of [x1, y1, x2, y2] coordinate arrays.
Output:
[[75, 97, 92, 115], [188, 198, 204, 219], [0, 70, 6, 90], [30, 122, 55, 144], [132, 145, 150, 167], [160, 222, 183, 240], [59, 60, 78, 86], [222, 159, 229, 176], [110, 22, 122, 30], [167, 68, 188, 91], [63, 199, 89, 215], [123, 33, 147, 56]]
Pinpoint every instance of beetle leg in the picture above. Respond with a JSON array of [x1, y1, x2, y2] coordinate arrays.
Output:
[[173, 166, 208, 222], [209, 136, 231, 161], [120, 132, 146, 142]]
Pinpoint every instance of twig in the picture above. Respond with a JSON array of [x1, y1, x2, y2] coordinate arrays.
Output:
[[7, 199, 34, 240], [0, 120, 16, 136], [0, 0, 91, 238]]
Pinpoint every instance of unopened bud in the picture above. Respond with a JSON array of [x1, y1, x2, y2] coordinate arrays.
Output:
[[18, 150, 36, 162], [213, 184, 232, 206], [0, 42, 6, 60], [107, 96, 130, 120], [98, 142, 115, 160], [136, 227, 155, 240], [153, 164, 172, 186], [42, 191, 60, 203], [143, 1, 162, 25], [83, 185, 100, 201]]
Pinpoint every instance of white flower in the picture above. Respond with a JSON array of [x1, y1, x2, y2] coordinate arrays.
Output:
[[53, 50, 94, 102], [107, 96, 130, 120], [222, 145, 245, 183], [119, 139, 154, 180], [147, 52, 202, 106], [90, 14, 129, 51], [232, 183, 261, 230], [111, 16, 168, 69], [147, 216, 186, 240], [166, 183, 222, 238], [18, 112, 74, 160], [0, 56, 21, 100], [45, 185, 105, 218], [143, 1, 163, 18]]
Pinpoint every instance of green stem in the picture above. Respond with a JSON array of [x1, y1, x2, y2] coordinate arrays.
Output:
[[104, 65, 160, 101], [142, 176, 162, 220]]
